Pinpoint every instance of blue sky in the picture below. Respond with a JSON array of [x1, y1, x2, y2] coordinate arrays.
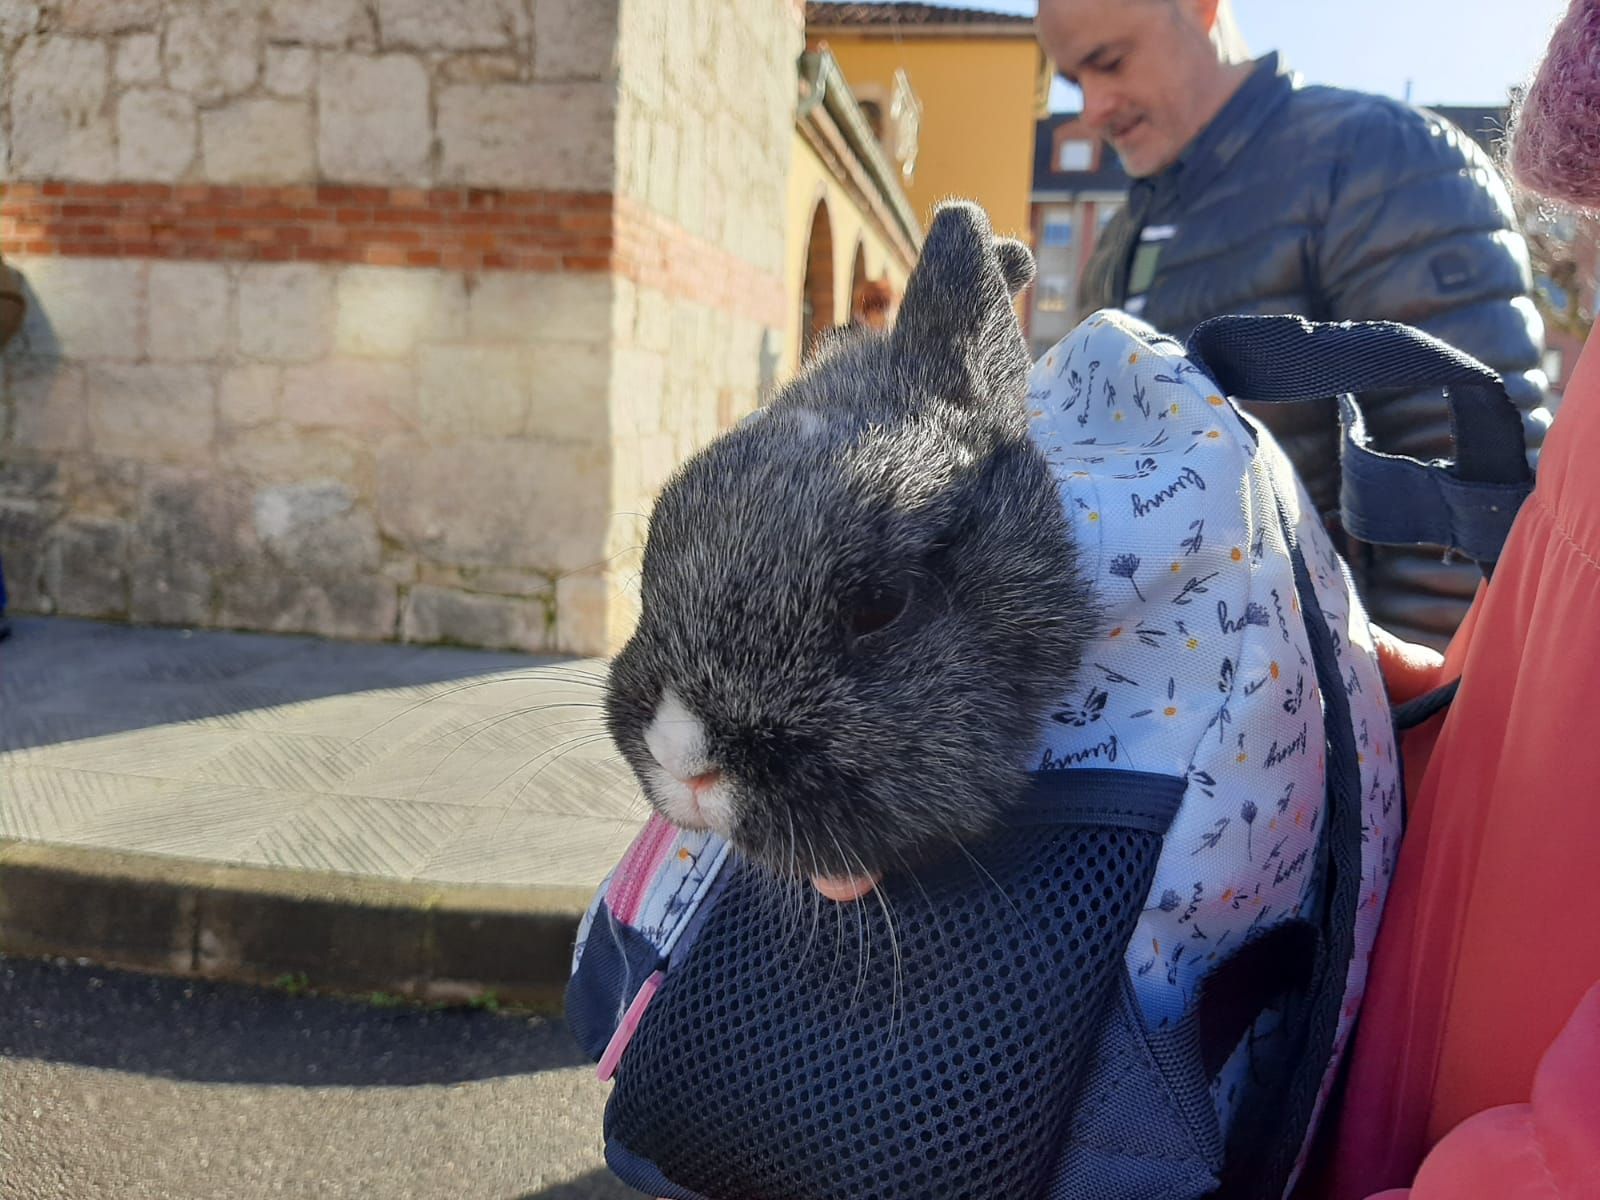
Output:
[[917, 0, 1569, 109]]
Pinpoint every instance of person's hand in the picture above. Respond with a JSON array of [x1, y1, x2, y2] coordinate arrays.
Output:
[[1371, 624, 1447, 705]]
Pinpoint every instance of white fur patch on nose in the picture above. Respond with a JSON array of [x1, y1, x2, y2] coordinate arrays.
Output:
[[642, 690, 736, 836], [644, 689, 708, 780]]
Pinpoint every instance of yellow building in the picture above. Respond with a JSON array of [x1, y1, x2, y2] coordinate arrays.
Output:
[[805, 2, 1052, 242], [783, 50, 922, 377]]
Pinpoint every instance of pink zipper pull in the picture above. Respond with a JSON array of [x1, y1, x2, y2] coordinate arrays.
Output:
[[596, 970, 666, 1083]]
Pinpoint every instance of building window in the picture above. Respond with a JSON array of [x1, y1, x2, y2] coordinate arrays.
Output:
[[858, 99, 885, 140], [1041, 217, 1074, 248], [1037, 275, 1072, 312], [1057, 140, 1094, 171]]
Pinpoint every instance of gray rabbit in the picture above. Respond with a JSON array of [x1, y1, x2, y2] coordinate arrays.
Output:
[[604, 202, 1095, 884]]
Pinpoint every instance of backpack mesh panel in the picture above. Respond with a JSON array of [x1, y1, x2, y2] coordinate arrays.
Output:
[[605, 824, 1163, 1200]]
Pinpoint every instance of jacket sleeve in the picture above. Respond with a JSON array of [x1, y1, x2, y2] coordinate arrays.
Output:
[[1314, 102, 1551, 647], [1316, 101, 1550, 459]]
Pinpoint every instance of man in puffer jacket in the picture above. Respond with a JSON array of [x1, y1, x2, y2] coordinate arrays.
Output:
[[1040, 0, 1550, 648]]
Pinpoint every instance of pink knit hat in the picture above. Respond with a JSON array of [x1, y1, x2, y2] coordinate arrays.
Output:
[[1509, 0, 1600, 209]]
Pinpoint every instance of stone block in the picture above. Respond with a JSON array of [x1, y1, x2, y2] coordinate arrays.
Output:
[[237, 264, 334, 363], [617, 0, 666, 110], [279, 360, 410, 433], [253, 480, 380, 572], [617, 99, 650, 201], [635, 431, 681, 503], [609, 347, 665, 435], [57, 0, 159, 32], [0, 460, 61, 503], [147, 262, 230, 361], [437, 53, 523, 84], [264, 47, 316, 95], [114, 33, 162, 84], [130, 557, 213, 626], [117, 88, 197, 181], [675, 117, 706, 238], [663, 0, 699, 91], [410, 344, 528, 437], [437, 81, 614, 191], [87, 363, 216, 463], [201, 98, 315, 184], [7, 358, 89, 453], [317, 54, 431, 184], [456, 566, 555, 596], [377, 0, 525, 50], [43, 515, 128, 618], [333, 266, 467, 358], [401, 585, 551, 652], [267, 0, 373, 47], [555, 570, 634, 656], [0, 3, 40, 39], [525, 339, 609, 443], [9, 37, 114, 182], [220, 427, 370, 489], [646, 118, 678, 217], [163, 1, 260, 103], [381, 553, 418, 585], [62, 456, 143, 516], [218, 365, 280, 427], [0, 501, 52, 612], [465, 271, 613, 343], [376, 439, 611, 572], [634, 286, 672, 354], [135, 468, 256, 570], [11, 257, 145, 360], [533, 0, 618, 81], [217, 571, 398, 641]]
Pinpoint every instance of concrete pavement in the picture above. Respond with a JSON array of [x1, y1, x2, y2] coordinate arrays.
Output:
[[0, 616, 650, 1006], [0, 955, 634, 1199]]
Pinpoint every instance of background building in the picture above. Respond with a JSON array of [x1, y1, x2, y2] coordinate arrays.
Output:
[[805, 2, 1051, 241], [1025, 110, 1128, 358], [0, 0, 955, 656]]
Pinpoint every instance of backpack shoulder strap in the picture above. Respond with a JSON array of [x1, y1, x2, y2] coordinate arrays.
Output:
[[1187, 315, 1533, 575]]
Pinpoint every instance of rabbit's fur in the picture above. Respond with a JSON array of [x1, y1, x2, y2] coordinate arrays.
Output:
[[605, 203, 1095, 879]]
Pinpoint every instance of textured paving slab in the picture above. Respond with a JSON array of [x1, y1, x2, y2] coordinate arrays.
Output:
[[0, 617, 646, 889]]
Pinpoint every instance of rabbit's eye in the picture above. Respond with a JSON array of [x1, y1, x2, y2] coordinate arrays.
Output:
[[846, 580, 911, 641]]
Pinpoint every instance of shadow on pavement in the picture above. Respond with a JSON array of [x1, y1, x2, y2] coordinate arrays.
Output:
[[0, 955, 592, 1086], [0, 615, 598, 753], [516, 1169, 640, 1199]]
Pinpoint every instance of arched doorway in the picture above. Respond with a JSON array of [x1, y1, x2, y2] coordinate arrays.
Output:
[[849, 241, 868, 322], [799, 199, 834, 362]]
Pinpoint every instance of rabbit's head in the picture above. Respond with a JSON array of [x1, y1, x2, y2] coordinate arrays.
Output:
[[605, 203, 1094, 880]]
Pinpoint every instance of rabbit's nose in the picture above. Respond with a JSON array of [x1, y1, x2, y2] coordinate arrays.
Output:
[[684, 769, 723, 796]]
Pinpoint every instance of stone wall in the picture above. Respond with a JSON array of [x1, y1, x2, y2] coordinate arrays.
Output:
[[602, 0, 798, 641], [0, 0, 800, 654]]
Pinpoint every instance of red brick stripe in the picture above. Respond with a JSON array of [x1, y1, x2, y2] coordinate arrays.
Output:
[[0, 181, 786, 326]]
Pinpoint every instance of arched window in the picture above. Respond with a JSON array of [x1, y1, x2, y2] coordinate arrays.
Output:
[[799, 199, 835, 361]]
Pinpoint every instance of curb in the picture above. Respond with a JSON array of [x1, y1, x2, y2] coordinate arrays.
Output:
[[0, 839, 594, 1012]]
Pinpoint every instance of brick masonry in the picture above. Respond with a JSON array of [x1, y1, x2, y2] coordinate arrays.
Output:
[[0, 184, 788, 325], [0, 0, 802, 655]]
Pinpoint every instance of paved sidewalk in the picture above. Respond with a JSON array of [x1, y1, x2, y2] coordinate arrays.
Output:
[[0, 616, 648, 1005]]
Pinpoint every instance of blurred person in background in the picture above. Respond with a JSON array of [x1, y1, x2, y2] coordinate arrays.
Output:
[[1039, 0, 1551, 649]]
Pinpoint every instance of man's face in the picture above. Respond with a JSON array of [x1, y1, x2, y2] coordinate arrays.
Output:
[[1039, 0, 1225, 178]]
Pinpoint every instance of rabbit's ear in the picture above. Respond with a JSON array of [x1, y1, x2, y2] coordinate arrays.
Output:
[[994, 238, 1035, 297], [891, 202, 1034, 412]]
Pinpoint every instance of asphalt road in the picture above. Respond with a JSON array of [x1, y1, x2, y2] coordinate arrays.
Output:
[[0, 955, 637, 1199]]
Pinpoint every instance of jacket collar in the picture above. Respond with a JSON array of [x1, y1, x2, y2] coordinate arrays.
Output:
[[1135, 52, 1296, 210]]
